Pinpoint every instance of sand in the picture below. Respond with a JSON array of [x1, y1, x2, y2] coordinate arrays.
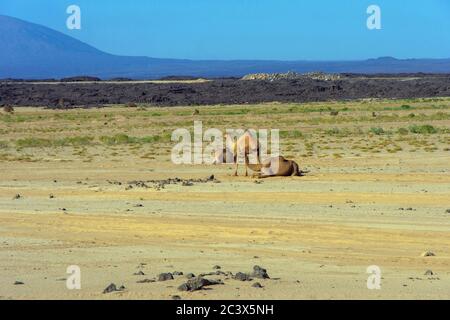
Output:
[[0, 101, 449, 299]]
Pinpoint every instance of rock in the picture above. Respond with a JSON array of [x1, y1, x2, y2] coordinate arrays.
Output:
[[177, 283, 190, 292], [172, 295, 182, 300], [3, 105, 14, 113], [446, 209, 450, 214], [424, 270, 434, 276], [186, 273, 195, 279], [13, 194, 21, 200], [252, 282, 263, 288], [234, 272, 252, 281], [213, 265, 221, 270], [136, 279, 155, 283], [133, 271, 145, 276], [49, 194, 55, 199], [251, 265, 270, 279], [14, 281, 24, 285], [157, 273, 174, 281], [421, 251, 436, 257], [173, 271, 184, 276], [242, 71, 341, 81], [103, 283, 123, 294], [178, 277, 223, 292]]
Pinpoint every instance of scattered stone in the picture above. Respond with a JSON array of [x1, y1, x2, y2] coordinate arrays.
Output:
[[182, 181, 193, 186], [446, 209, 450, 214], [186, 273, 196, 279], [421, 251, 436, 257], [173, 271, 184, 276], [14, 281, 24, 285], [49, 194, 55, 199], [424, 270, 434, 276], [133, 204, 143, 207], [178, 277, 223, 292], [3, 105, 14, 113], [103, 283, 125, 294], [242, 71, 341, 81], [13, 194, 21, 200], [234, 272, 252, 281], [172, 295, 182, 300], [133, 270, 145, 276], [213, 265, 221, 270], [252, 282, 263, 288], [157, 273, 174, 281], [251, 265, 270, 279], [136, 279, 155, 283]]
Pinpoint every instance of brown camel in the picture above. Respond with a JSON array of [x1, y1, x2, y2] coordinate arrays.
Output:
[[255, 155, 304, 178], [213, 146, 305, 178]]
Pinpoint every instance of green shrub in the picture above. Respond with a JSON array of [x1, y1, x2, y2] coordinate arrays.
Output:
[[16, 136, 94, 148], [397, 128, 409, 135], [370, 127, 385, 135], [100, 134, 137, 145], [408, 124, 438, 134]]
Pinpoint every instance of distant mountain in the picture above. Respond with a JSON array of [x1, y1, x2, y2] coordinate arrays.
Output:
[[1, 15, 450, 79]]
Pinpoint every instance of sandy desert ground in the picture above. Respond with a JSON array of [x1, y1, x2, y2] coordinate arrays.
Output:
[[0, 98, 449, 299]]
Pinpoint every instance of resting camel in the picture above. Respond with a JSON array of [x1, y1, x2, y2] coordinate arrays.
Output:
[[213, 145, 305, 178], [256, 155, 305, 178]]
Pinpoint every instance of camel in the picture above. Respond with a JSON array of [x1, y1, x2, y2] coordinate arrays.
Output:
[[225, 130, 261, 176], [213, 144, 305, 178], [255, 155, 305, 178]]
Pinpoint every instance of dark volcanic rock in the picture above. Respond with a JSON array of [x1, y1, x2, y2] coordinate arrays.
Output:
[[424, 270, 434, 276], [252, 282, 263, 288], [251, 265, 270, 279], [14, 281, 24, 285], [186, 273, 196, 279], [136, 278, 155, 283], [234, 272, 252, 281], [178, 277, 223, 292], [157, 273, 174, 281], [103, 283, 125, 294], [2, 76, 450, 108]]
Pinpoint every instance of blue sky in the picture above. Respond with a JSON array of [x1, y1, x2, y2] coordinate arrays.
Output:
[[1, 0, 449, 60]]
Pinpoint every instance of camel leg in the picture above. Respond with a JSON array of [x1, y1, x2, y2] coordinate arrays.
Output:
[[234, 163, 238, 176], [244, 157, 249, 177]]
